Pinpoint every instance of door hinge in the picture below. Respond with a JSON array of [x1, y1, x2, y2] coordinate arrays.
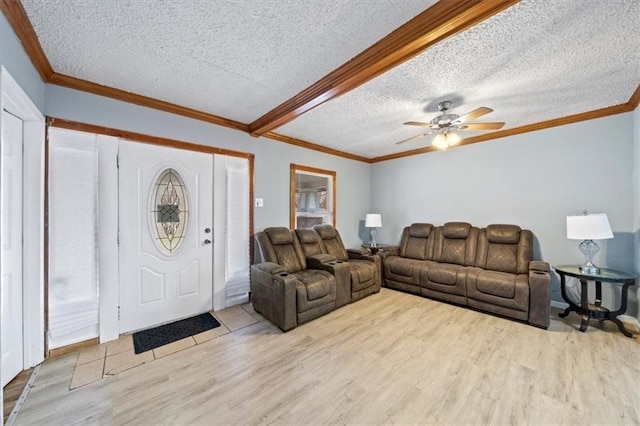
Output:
[[117, 231, 120, 244], [118, 306, 120, 320], [116, 153, 120, 168]]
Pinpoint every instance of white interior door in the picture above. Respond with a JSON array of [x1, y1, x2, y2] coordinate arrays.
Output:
[[119, 141, 213, 333], [1, 110, 24, 387]]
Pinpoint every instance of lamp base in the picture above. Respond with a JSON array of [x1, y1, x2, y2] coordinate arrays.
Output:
[[578, 239, 601, 275], [579, 257, 600, 275], [579, 264, 600, 275], [370, 228, 378, 247]]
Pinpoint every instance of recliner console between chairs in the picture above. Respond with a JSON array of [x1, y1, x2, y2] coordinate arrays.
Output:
[[383, 222, 550, 329]]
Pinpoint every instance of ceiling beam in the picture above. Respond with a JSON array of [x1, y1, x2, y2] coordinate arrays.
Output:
[[0, 0, 53, 81], [248, 0, 520, 137]]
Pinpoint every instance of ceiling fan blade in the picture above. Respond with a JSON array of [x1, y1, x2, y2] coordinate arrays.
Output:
[[454, 107, 493, 124], [395, 132, 432, 145], [403, 121, 432, 128], [459, 122, 505, 130]]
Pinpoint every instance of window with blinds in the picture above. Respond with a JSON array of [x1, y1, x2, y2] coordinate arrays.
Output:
[[224, 157, 250, 304], [48, 128, 99, 349]]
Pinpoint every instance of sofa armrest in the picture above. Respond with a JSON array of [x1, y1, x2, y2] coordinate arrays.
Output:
[[250, 263, 297, 331], [306, 254, 337, 269], [528, 261, 551, 329]]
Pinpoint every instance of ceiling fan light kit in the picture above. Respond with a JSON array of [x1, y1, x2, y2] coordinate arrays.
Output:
[[432, 131, 461, 150], [398, 100, 505, 150]]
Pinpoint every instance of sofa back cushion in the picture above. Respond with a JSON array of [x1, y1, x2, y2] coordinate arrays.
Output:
[[259, 227, 306, 273], [295, 228, 324, 257], [399, 223, 434, 260], [433, 222, 478, 266], [475, 224, 533, 274], [314, 224, 349, 261]]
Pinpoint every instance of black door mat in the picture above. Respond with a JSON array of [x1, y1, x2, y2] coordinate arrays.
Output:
[[132, 313, 221, 354]]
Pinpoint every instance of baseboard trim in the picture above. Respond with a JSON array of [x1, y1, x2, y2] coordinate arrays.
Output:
[[48, 337, 99, 358]]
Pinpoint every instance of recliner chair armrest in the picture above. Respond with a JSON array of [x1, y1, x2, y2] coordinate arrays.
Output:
[[253, 262, 285, 275], [250, 264, 297, 331], [528, 261, 551, 329], [306, 254, 337, 269]]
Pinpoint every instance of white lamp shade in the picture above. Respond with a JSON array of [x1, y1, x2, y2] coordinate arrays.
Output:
[[365, 214, 382, 228], [566, 213, 613, 240]]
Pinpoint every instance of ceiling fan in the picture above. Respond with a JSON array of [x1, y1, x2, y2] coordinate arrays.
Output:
[[396, 101, 505, 149]]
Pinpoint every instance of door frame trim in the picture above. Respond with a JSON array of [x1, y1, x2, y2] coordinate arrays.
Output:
[[47, 117, 255, 343], [0, 66, 46, 369]]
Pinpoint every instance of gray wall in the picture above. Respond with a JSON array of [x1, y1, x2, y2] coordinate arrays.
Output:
[[0, 12, 45, 111], [371, 112, 637, 314], [44, 85, 372, 248]]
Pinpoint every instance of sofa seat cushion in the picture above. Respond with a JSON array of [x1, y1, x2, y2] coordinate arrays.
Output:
[[294, 269, 334, 300], [419, 262, 467, 296], [384, 256, 424, 285], [349, 260, 376, 292], [466, 268, 529, 312]]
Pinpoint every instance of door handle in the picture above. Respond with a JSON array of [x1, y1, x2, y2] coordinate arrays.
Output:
[[203, 239, 212, 245]]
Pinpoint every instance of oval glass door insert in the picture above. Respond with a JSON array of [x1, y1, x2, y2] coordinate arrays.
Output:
[[151, 168, 189, 254]]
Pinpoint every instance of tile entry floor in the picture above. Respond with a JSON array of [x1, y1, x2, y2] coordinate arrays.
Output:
[[69, 303, 262, 389]]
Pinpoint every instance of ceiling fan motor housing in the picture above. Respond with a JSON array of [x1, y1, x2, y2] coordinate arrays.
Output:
[[431, 113, 459, 129]]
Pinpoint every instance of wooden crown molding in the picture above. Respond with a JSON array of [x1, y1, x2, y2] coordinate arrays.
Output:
[[49, 73, 249, 133], [0, 0, 53, 80], [629, 83, 640, 109], [248, 0, 520, 136], [265, 132, 372, 163], [371, 102, 636, 163]]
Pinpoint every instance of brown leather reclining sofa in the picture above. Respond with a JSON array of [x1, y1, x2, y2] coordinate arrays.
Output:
[[383, 222, 551, 328]]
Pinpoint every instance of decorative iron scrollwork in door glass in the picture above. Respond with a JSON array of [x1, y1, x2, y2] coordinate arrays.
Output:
[[151, 168, 189, 254]]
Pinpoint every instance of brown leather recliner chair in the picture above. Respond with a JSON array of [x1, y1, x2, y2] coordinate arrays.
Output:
[[251, 227, 348, 331], [312, 224, 382, 302]]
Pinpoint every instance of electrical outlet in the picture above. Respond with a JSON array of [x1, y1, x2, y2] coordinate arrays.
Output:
[[255, 198, 264, 207]]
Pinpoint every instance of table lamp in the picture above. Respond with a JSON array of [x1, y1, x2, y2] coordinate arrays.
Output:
[[566, 211, 613, 274], [365, 214, 382, 247]]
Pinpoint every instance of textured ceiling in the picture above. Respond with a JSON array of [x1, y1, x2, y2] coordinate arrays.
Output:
[[21, 0, 433, 123], [19, 0, 640, 159]]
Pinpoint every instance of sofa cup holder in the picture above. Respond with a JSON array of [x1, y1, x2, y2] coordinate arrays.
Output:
[[278, 272, 289, 277]]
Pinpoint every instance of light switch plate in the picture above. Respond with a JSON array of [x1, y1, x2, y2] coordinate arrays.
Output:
[[255, 198, 264, 207]]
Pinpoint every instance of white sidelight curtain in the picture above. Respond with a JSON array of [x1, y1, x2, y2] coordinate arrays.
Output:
[[224, 157, 250, 305], [48, 128, 99, 349]]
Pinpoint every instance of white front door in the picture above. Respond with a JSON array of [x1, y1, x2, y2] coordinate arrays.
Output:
[[1, 110, 24, 387], [118, 141, 213, 333]]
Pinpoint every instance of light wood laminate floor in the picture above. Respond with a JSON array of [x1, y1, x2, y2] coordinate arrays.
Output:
[[14, 289, 640, 425]]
